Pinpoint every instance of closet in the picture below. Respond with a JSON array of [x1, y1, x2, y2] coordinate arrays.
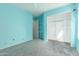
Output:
[[47, 12, 71, 43]]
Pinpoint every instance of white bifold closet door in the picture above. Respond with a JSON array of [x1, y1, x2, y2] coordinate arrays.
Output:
[[56, 19, 64, 42], [47, 12, 71, 43], [47, 16, 56, 40]]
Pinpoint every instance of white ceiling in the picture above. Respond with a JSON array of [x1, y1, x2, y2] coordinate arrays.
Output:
[[15, 3, 70, 16]]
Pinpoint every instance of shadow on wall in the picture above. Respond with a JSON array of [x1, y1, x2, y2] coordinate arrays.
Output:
[[33, 19, 39, 39]]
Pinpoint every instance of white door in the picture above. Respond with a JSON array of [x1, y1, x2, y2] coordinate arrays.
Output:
[[56, 20, 64, 42], [47, 12, 71, 43], [47, 16, 56, 40]]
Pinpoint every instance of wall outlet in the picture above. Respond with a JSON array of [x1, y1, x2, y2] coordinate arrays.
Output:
[[13, 38, 15, 40], [73, 9, 76, 11]]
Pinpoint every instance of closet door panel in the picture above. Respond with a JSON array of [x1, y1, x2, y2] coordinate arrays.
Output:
[[47, 16, 56, 40], [47, 21, 56, 40], [56, 20, 64, 42]]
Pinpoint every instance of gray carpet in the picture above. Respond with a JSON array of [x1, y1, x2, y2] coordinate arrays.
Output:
[[0, 39, 79, 56]]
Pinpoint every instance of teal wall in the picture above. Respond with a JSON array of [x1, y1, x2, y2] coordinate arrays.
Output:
[[39, 3, 78, 48], [0, 4, 33, 49], [71, 4, 78, 48], [38, 14, 44, 39]]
